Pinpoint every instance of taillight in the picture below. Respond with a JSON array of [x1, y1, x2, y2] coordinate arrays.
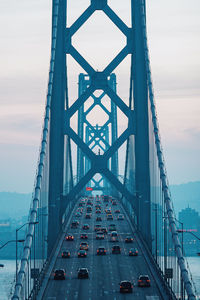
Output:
[[138, 280, 142, 282], [97, 250, 99, 252], [131, 285, 133, 288], [62, 253, 63, 255], [64, 273, 66, 275], [147, 280, 150, 282]]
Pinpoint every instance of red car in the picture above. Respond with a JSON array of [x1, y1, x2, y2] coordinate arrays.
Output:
[[65, 234, 74, 241]]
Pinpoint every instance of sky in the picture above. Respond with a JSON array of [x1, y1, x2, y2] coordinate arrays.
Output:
[[0, 0, 199, 193]]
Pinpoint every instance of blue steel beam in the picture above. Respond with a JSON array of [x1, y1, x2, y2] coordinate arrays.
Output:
[[103, 5, 129, 36], [70, 5, 95, 36]]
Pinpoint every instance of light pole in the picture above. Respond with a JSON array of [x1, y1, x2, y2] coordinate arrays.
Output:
[[16, 222, 38, 282], [0, 240, 25, 250]]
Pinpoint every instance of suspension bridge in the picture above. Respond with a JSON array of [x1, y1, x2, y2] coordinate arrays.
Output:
[[11, 0, 197, 299]]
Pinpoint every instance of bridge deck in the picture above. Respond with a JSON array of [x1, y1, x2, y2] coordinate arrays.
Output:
[[41, 196, 166, 300]]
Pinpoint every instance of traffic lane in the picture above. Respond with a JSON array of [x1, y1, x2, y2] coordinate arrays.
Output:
[[43, 199, 162, 300], [43, 208, 92, 299], [103, 223, 160, 299]]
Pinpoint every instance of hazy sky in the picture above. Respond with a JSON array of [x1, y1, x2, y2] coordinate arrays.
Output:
[[0, 0, 199, 193]]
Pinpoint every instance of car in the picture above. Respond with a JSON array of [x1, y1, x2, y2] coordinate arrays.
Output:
[[94, 224, 102, 231], [115, 209, 120, 214], [125, 237, 133, 243], [78, 250, 87, 257], [95, 205, 101, 209], [108, 224, 116, 231], [112, 245, 121, 254], [96, 209, 101, 214], [105, 208, 111, 214], [85, 213, 92, 219], [80, 233, 88, 239], [107, 214, 113, 220], [96, 232, 104, 240], [129, 248, 138, 256], [71, 220, 79, 228], [96, 216, 102, 222], [117, 214, 124, 220], [65, 234, 74, 241], [75, 212, 82, 217], [61, 250, 70, 258], [110, 231, 118, 242], [86, 206, 92, 212], [78, 268, 89, 279], [100, 227, 108, 234], [112, 201, 117, 205], [80, 242, 89, 250], [119, 280, 133, 293], [54, 269, 66, 280], [97, 246, 106, 255], [82, 224, 90, 230], [138, 275, 151, 287]]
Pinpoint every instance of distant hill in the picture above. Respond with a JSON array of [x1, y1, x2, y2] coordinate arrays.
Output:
[[170, 181, 200, 215], [0, 181, 199, 219], [0, 192, 31, 219]]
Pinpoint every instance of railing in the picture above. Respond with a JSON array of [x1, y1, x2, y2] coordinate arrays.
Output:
[[11, 1, 60, 299], [139, 0, 197, 299]]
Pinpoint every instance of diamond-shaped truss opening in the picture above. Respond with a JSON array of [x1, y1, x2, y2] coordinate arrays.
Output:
[[72, 10, 126, 71], [90, 173, 104, 188], [86, 105, 109, 127]]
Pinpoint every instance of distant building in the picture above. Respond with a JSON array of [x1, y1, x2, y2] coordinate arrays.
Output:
[[178, 206, 200, 256]]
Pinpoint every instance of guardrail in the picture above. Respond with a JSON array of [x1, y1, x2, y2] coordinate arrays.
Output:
[[12, 1, 60, 299]]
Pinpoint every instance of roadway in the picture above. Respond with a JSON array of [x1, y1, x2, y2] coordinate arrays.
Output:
[[42, 196, 164, 300]]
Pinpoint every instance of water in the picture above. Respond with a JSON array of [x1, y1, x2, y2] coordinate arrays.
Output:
[[0, 260, 15, 300], [0, 258, 200, 299]]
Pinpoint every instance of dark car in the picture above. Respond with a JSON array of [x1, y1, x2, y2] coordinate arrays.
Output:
[[96, 209, 101, 214], [119, 280, 133, 293], [54, 269, 66, 280], [80, 233, 88, 239], [129, 248, 138, 256], [115, 209, 120, 213], [85, 213, 92, 219], [75, 212, 82, 217], [96, 232, 104, 240], [78, 250, 87, 257], [65, 234, 74, 241], [78, 268, 89, 279], [125, 237, 133, 243], [117, 214, 124, 220], [82, 224, 90, 230], [97, 247, 106, 255], [61, 250, 70, 258], [112, 245, 121, 254], [96, 216, 102, 222], [71, 220, 79, 228], [80, 242, 89, 250], [138, 275, 151, 287]]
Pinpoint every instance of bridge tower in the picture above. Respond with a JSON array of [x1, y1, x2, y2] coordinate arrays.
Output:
[[47, 0, 151, 254], [77, 73, 118, 195]]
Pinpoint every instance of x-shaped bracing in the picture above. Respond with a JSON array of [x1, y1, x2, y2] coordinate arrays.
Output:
[[63, 0, 135, 205]]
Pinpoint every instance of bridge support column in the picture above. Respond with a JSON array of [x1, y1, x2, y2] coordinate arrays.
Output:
[[48, 0, 66, 256], [132, 0, 151, 247]]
